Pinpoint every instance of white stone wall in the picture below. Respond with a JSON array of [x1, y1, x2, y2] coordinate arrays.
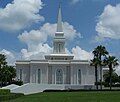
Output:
[[16, 64, 30, 84], [16, 60, 96, 85], [71, 64, 95, 85], [30, 63, 48, 84]]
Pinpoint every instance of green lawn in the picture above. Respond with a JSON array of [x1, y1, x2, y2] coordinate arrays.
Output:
[[5, 91, 120, 102]]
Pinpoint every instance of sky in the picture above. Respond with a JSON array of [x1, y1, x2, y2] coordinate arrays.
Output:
[[0, 0, 120, 73]]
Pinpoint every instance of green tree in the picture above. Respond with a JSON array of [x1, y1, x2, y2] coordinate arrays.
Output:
[[104, 71, 120, 84], [2, 66, 11, 85], [93, 45, 108, 90], [0, 54, 7, 87], [1, 66, 16, 85], [104, 56, 119, 90], [8, 66, 16, 83], [90, 57, 100, 90], [0, 54, 16, 87]]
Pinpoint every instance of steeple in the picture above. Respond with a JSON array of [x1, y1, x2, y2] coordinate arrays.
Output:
[[53, 4, 65, 54], [57, 5, 63, 32], [45, 4, 74, 60]]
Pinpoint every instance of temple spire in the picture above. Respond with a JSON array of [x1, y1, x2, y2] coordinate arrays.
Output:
[[53, 3, 65, 54], [57, 4, 63, 32]]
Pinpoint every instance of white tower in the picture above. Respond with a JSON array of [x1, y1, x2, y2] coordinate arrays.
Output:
[[45, 5, 74, 60], [53, 6, 65, 54]]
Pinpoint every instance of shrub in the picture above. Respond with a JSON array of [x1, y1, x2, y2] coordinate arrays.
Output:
[[0, 89, 10, 95], [95, 82, 109, 87], [11, 80, 23, 86], [0, 93, 24, 101]]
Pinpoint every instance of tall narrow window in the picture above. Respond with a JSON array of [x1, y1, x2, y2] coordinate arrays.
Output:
[[56, 69, 63, 84], [59, 44, 61, 53], [78, 69, 81, 84], [38, 69, 41, 84], [20, 69, 22, 81]]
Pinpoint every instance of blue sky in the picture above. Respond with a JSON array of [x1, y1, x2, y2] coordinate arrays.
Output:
[[0, 0, 120, 71]]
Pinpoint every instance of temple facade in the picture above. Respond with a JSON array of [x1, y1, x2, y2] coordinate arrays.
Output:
[[16, 6, 97, 86]]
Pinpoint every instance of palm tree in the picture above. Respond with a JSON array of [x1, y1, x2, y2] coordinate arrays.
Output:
[[93, 45, 108, 90], [104, 56, 119, 90], [0, 54, 7, 87], [90, 57, 100, 90]]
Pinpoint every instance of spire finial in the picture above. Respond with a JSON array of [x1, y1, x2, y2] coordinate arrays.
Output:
[[57, 2, 63, 32]]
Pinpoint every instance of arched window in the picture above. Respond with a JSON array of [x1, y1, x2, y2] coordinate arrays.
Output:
[[56, 69, 63, 84], [38, 69, 41, 84], [78, 69, 81, 84]]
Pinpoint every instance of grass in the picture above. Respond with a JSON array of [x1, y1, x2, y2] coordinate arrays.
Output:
[[5, 91, 120, 102]]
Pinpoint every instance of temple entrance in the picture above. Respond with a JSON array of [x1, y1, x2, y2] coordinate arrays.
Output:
[[56, 69, 63, 84]]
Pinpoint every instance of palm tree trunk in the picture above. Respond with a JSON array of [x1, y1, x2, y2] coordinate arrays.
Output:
[[95, 65, 98, 90], [110, 77, 112, 90], [5, 76, 7, 86], [109, 64, 112, 90], [99, 54, 102, 90], [100, 65, 102, 90], [0, 79, 2, 88], [0, 64, 2, 88], [0, 76, 2, 87]]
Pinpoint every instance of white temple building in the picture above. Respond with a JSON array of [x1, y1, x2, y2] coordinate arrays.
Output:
[[16, 6, 97, 88]]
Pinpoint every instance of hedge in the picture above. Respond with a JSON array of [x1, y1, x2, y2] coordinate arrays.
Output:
[[11, 80, 23, 86], [95, 82, 120, 87], [95, 82, 109, 87], [0, 89, 10, 95], [44, 89, 120, 92], [0, 89, 24, 101], [0, 93, 24, 101]]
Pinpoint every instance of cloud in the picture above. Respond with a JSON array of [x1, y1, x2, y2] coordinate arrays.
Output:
[[0, 49, 16, 65], [20, 45, 93, 61], [70, 0, 106, 5], [18, 22, 81, 60], [92, 0, 107, 2], [0, 21, 91, 64], [0, 0, 44, 31], [18, 30, 47, 50], [21, 44, 52, 60], [96, 4, 120, 41], [18, 22, 81, 49], [71, 0, 81, 5], [0, 21, 81, 63], [72, 46, 93, 60]]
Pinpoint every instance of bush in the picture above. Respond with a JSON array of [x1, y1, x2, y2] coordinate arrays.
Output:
[[43, 89, 97, 92], [95, 82, 109, 87], [95, 82, 120, 87], [112, 83, 120, 87], [0, 89, 10, 95], [104, 82, 109, 87], [0, 89, 24, 101], [11, 80, 23, 86], [0, 93, 24, 101]]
